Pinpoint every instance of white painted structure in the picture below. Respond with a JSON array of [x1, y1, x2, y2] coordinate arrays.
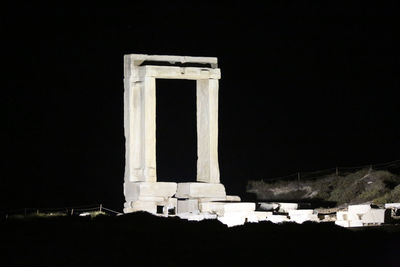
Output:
[[335, 204, 386, 227], [385, 203, 400, 209]]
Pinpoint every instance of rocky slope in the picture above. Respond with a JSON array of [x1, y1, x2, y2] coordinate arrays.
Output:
[[247, 168, 400, 207]]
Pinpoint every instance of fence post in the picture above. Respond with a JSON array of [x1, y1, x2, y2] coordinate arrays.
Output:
[[100, 204, 103, 212], [297, 172, 300, 182], [71, 208, 74, 216], [336, 167, 339, 176]]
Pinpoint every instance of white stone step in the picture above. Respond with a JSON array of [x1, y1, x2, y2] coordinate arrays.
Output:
[[175, 183, 226, 199]]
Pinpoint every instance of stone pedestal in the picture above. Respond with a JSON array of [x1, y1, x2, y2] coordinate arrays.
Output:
[[176, 183, 226, 199]]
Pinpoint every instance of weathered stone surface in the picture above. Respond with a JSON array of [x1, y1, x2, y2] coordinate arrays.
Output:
[[335, 204, 386, 227], [124, 182, 177, 202], [226, 195, 241, 202], [266, 215, 289, 224], [349, 220, 363, 227], [177, 199, 199, 214], [123, 70, 157, 182], [320, 214, 336, 222], [361, 209, 385, 224], [198, 197, 227, 203], [288, 210, 319, 224], [246, 211, 271, 222], [217, 210, 266, 226], [177, 213, 218, 221], [176, 183, 226, 199], [259, 203, 279, 211], [123, 201, 157, 214], [348, 204, 371, 214], [138, 196, 166, 202], [196, 79, 220, 183], [124, 54, 218, 69], [199, 202, 255, 216], [165, 197, 178, 210], [336, 210, 358, 226], [217, 214, 247, 227], [258, 202, 299, 212], [278, 203, 298, 213], [336, 211, 349, 221], [123, 53, 222, 187], [288, 209, 314, 216], [139, 66, 221, 80], [335, 220, 350, 227]]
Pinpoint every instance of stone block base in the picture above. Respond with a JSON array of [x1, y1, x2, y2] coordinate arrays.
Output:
[[247, 211, 272, 222], [217, 214, 247, 227], [123, 201, 157, 214], [124, 182, 177, 202], [349, 220, 364, 227], [199, 202, 255, 216], [175, 183, 226, 199], [124, 197, 177, 215], [217, 210, 270, 227], [266, 215, 289, 224], [177, 199, 199, 214], [335, 220, 350, 227], [177, 213, 218, 221]]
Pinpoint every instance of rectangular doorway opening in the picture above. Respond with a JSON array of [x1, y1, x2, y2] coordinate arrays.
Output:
[[156, 79, 197, 183]]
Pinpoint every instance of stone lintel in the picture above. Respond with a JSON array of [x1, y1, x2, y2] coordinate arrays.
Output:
[[138, 65, 221, 80], [124, 54, 218, 68]]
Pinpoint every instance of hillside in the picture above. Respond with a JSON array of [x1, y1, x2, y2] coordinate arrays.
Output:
[[247, 168, 400, 207]]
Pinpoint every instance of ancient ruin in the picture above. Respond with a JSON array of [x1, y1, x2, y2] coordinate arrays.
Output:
[[122, 54, 270, 225], [122, 54, 396, 227]]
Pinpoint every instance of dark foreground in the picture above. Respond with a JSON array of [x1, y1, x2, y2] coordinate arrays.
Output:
[[1, 213, 399, 266]]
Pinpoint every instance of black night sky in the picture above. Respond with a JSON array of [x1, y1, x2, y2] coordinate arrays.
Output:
[[2, 2, 398, 211]]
